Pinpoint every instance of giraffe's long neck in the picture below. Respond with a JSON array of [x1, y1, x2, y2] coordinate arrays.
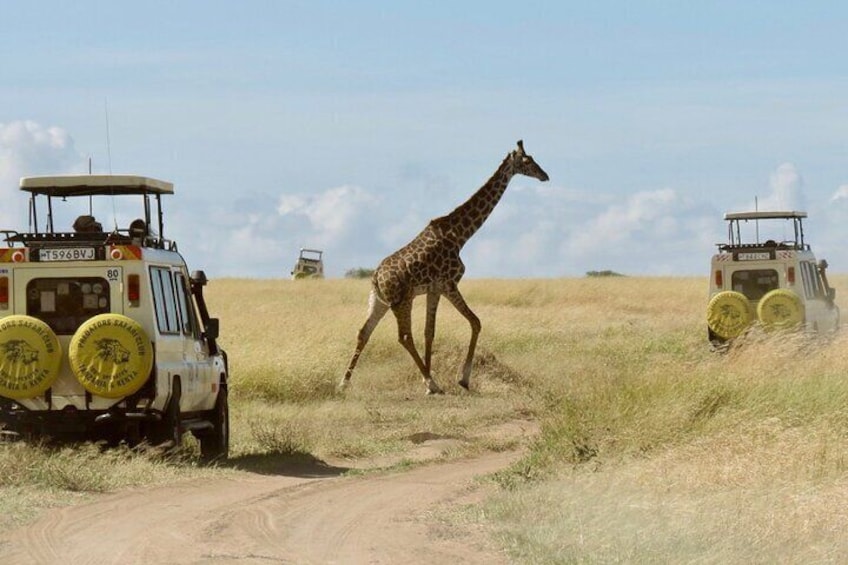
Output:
[[441, 155, 514, 248]]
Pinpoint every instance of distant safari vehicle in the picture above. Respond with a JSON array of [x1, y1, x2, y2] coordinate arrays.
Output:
[[707, 210, 839, 345], [291, 248, 324, 279], [0, 174, 229, 459]]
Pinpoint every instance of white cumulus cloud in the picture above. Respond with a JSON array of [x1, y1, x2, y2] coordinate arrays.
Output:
[[569, 188, 678, 251], [757, 162, 805, 211], [555, 188, 720, 276], [277, 184, 380, 247], [0, 120, 85, 228], [831, 185, 848, 202], [459, 183, 720, 277]]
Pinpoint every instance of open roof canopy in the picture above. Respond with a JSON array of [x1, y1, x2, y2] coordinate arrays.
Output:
[[19, 174, 174, 197], [723, 210, 806, 221]]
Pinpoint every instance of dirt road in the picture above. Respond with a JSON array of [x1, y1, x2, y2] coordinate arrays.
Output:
[[0, 425, 534, 564]]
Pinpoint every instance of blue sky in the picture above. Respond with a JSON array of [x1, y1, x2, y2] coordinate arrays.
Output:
[[2, 2, 848, 278]]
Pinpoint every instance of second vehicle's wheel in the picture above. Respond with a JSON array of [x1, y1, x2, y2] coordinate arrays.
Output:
[[198, 386, 229, 462]]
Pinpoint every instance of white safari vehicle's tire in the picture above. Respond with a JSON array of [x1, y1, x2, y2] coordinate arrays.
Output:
[[199, 386, 229, 461], [0, 315, 62, 399], [707, 291, 753, 340], [757, 289, 804, 330], [69, 314, 153, 398]]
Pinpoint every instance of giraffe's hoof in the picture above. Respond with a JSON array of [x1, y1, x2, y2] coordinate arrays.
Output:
[[426, 387, 445, 395], [337, 379, 350, 393], [458, 380, 470, 390]]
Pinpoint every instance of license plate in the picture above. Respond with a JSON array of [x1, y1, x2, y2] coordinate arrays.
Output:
[[737, 252, 770, 261], [40, 247, 96, 261]]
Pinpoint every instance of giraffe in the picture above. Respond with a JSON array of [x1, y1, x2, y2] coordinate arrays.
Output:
[[341, 140, 550, 394]]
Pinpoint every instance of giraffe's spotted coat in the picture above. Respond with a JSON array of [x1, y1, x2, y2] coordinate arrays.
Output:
[[342, 140, 549, 394]]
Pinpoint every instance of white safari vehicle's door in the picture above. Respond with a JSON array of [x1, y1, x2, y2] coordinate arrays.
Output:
[[173, 269, 215, 411]]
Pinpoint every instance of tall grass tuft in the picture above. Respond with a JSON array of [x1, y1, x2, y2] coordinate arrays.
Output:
[[471, 275, 848, 562], [0, 441, 212, 494]]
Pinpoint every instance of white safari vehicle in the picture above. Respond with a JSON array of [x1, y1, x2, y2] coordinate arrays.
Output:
[[291, 248, 324, 279], [0, 175, 228, 459], [707, 210, 839, 345]]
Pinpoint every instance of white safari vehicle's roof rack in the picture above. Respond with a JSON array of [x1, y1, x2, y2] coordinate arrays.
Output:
[[721, 210, 808, 252], [12, 174, 174, 250], [20, 174, 173, 196]]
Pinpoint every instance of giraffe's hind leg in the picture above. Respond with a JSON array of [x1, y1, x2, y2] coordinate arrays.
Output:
[[340, 289, 389, 391], [392, 299, 444, 395], [444, 286, 481, 390]]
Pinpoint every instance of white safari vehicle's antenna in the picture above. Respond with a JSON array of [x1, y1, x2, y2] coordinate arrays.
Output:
[[104, 98, 113, 174]]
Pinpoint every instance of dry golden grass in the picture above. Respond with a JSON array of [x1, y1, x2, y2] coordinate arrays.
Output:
[[4, 274, 848, 562], [211, 277, 541, 462], [470, 275, 848, 563], [209, 275, 848, 561]]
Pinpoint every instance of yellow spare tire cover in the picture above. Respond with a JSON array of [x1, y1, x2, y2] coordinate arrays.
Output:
[[707, 291, 753, 340], [0, 315, 62, 399], [69, 314, 153, 399], [757, 289, 804, 330]]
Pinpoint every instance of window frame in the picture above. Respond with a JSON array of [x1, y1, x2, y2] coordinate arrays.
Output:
[[25, 276, 111, 335], [150, 266, 180, 335], [174, 271, 199, 338], [730, 268, 779, 301]]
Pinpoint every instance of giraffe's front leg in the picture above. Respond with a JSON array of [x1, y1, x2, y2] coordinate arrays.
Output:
[[444, 286, 481, 390], [392, 300, 444, 395]]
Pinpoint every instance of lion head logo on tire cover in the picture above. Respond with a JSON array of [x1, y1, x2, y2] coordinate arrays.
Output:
[[0, 339, 40, 365], [94, 338, 131, 364]]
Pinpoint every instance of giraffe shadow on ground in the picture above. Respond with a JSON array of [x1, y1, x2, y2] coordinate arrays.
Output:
[[222, 451, 350, 478]]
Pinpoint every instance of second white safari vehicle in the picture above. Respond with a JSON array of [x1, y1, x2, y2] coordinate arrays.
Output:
[[291, 248, 324, 279], [707, 210, 839, 346], [0, 175, 229, 459]]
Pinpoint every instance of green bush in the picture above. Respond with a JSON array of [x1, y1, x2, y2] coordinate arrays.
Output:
[[344, 267, 374, 279]]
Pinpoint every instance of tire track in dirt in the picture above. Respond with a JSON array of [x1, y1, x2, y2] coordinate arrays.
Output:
[[0, 442, 529, 564], [200, 450, 519, 564], [1, 475, 313, 564]]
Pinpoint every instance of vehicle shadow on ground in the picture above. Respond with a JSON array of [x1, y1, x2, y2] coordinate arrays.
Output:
[[221, 451, 350, 478]]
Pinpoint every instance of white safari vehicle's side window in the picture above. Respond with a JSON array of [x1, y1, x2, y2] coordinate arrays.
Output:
[[800, 262, 823, 300], [150, 266, 180, 334], [174, 272, 198, 338]]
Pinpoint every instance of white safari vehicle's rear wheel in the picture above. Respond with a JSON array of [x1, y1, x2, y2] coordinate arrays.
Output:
[[707, 290, 753, 340]]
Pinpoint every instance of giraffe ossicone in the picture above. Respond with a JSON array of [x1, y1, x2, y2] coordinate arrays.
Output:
[[340, 140, 550, 394]]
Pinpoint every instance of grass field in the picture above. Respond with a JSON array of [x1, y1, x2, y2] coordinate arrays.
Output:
[[3, 275, 848, 562]]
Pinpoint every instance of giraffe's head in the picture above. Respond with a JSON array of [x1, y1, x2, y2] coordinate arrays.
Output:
[[509, 140, 549, 182]]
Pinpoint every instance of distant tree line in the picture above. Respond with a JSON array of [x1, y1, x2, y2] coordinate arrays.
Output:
[[347, 267, 624, 279], [586, 270, 625, 278]]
